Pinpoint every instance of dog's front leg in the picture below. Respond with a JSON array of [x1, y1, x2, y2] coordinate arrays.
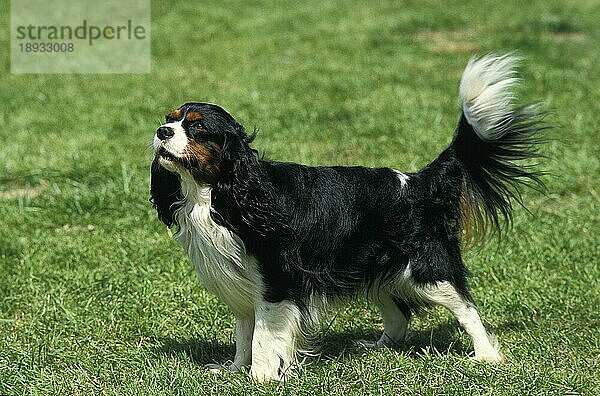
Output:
[[250, 300, 301, 382], [231, 314, 254, 371], [205, 313, 254, 373]]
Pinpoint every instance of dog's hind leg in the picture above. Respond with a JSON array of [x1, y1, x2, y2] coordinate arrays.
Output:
[[416, 281, 502, 363], [358, 293, 411, 349]]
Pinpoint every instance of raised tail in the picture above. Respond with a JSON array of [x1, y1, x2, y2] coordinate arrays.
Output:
[[450, 54, 549, 240]]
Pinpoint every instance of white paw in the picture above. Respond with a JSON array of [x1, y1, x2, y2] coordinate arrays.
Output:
[[472, 350, 503, 364], [250, 366, 283, 382]]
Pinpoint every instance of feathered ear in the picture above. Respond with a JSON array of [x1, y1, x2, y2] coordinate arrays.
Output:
[[214, 132, 301, 294], [150, 158, 182, 227], [216, 135, 292, 244]]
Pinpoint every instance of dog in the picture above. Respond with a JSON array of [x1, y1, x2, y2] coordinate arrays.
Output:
[[150, 54, 547, 381]]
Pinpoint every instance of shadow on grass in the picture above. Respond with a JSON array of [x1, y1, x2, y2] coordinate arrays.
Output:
[[309, 320, 471, 362], [155, 320, 470, 367], [155, 337, 235, 366]]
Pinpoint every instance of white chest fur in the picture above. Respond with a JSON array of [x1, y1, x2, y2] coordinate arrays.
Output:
[[174, 176, 261, 315]]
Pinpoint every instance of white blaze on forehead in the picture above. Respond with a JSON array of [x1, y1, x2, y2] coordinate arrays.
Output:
[[153, 119, 188, 156]]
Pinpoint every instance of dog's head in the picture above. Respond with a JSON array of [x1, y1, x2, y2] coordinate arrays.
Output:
[[152, 102, 254, 185], [150, 103, 257, 227]]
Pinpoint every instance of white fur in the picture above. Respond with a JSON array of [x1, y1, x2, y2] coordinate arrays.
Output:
[[372, 264, 414, 347], [389, 261, 415, 303], [206, 313, 255, 373], [358, 264, 413, 349], [174, 175, 267, 375], [153, 120, 188, 156], [392, 169, 409, 186], [360, 264, 502, 363], [358, 292, 410, 349], [415, 281, 502, 362], [377, 295, 409, 346], [460, 54, 519, 141], [232, 314, 255, 369], [174, 175, 262, 317], [251, 300, 302, 381]]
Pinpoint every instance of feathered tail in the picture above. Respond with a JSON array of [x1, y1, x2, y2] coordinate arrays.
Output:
[[450, 54, 549, 241]]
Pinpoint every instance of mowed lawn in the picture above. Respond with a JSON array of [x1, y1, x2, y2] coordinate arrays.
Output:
[[1, 0, 598, 394]]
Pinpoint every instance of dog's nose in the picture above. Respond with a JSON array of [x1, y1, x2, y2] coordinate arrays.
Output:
[[156, 126, 175, 141]]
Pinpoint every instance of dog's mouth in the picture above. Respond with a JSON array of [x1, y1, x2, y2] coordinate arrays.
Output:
[[157, 147, 179, 162], [156, 147, 197, 175]]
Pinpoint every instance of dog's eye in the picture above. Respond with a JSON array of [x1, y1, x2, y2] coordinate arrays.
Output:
[[188, 123, 211, 139], [188, 122, 205, 132]]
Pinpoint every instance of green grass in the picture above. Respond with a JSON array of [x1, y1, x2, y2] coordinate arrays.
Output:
[[1, 0, 599, 394]]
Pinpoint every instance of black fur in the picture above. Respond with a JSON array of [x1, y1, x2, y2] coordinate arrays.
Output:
[[453, 105, 549, 236], [150, 157, 182, 227]]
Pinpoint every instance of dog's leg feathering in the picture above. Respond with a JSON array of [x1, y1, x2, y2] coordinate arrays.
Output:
[[250, 300, 302, 382]]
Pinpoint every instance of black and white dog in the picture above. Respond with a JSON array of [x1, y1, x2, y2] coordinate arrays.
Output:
[[150, 54, 546, 381]]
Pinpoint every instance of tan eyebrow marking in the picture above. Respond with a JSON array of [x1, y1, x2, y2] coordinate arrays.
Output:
[[168, 109, 182, 119], [185, 111, 203, 122]]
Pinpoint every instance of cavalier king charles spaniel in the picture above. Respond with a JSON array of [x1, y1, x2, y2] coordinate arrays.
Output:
[[150, 54, 547, 381]]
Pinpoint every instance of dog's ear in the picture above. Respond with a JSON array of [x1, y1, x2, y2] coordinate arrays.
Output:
[[150, 158, 182, 227], [215, 132, 302, 295], [217, 135, 292, 244]]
